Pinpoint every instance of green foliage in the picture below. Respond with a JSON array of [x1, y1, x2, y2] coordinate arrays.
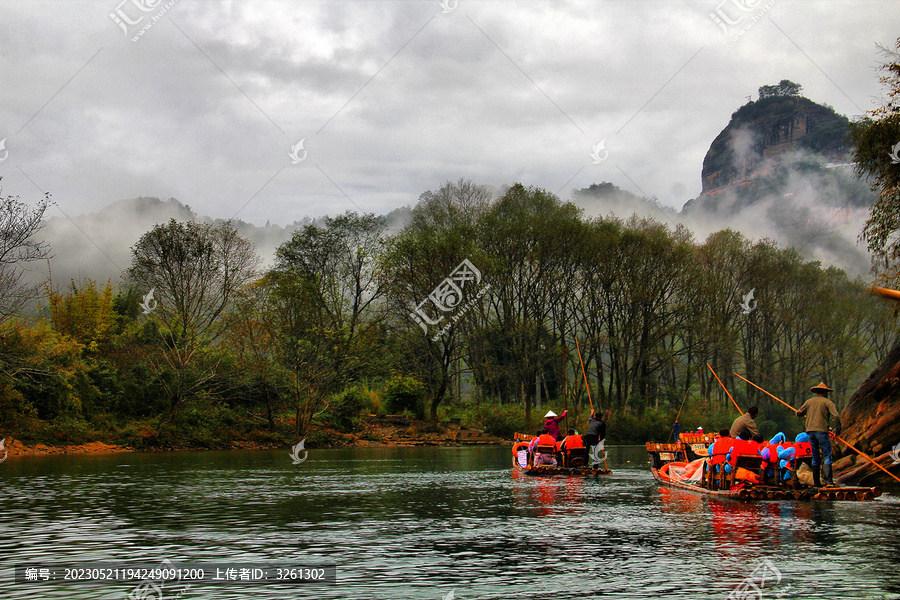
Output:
[[851, 38, 900, 284], [383, 375, 426, 418], [460, 403, 522, 438], [758, 79, 802, 99], [321, 386, 374, 432], [47, 279, 117, 352]]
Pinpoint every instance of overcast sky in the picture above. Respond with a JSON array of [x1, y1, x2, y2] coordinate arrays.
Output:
[[0, 0, 896, 226]]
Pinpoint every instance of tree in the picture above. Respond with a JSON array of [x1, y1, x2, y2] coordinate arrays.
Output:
[[47, 279, 117, 352], [126, 219, 260, 413], [0, 191, 52, 325], [382, 179, 491, 420], [851, 38, 900, 284], [270, 212, 388, 434], [758, 79, 802, 99]]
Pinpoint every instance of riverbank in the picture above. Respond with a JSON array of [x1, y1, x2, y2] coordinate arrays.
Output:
[[2, 417, 506, 457]]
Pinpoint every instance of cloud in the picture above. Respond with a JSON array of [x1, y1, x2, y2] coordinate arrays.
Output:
[[0, 0, 894, 234]]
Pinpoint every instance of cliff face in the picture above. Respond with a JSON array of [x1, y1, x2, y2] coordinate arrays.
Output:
[[686, 95, 852, 213], [834, 340, 900, 487]]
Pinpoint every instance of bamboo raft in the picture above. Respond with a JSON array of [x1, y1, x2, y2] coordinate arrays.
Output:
[[512, 434, 612, 476], [647, 435, 882, 502]]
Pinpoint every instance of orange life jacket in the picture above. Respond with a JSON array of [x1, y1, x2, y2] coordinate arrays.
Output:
[[536, 434, 557, 450], [561, 434, 585, 451], [760, 442, 780, 468], [794, 441, 812, 460], [709, 437, 733, 466], [727, 439, 759, 468]]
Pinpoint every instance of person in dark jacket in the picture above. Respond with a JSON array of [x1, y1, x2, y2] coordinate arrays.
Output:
[[582, 410, 607, 468]]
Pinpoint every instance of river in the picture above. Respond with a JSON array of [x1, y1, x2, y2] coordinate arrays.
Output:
[[2, 445, 899, 599]]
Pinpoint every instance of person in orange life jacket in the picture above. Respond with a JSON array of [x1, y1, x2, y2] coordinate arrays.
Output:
[[796, 381, 840, 487], [533, 429, 558, 466], [582, 410, 607, 469], [707, 429, 733, 472], [560, 428, 585, 452], [543, 410, 568, 441]]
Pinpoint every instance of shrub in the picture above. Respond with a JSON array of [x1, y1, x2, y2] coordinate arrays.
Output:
[[382, 375, 426, 419], [461, 404, 522, 438], [324, 386, 373, 432]]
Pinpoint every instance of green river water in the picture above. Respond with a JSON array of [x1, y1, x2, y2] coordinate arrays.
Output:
[[2, 445, 899, 599]]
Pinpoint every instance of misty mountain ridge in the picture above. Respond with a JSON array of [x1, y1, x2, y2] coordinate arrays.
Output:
[[38, 82, 874, 287]]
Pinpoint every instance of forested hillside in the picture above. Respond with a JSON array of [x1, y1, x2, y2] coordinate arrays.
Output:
[[0, 181, 894, 447]]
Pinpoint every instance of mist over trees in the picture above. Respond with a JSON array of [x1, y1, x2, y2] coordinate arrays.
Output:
[[852, 38, 900, 285], [0, 177, 895, 446]]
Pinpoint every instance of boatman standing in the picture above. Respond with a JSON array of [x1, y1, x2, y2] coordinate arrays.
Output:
[[729, 406, 759, 440], [582, 410, 607, 469], [796, 382, 840, 487]]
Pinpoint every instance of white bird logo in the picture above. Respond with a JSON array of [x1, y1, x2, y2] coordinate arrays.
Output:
[[889, 141, 900, 165], [289, 439, 308, 464], [590, 139, 608, 164], [439, 0, 457, 12], [0, 437, 7, 463], [289, 139, 307, 164], [0, 138, 8, 163], [891, 442, 900, 465], [140, 288, 157, 315], [739, 288, 757, 315]]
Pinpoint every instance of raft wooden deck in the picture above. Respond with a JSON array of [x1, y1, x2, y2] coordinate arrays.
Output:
[[513, 457, 612, 476]]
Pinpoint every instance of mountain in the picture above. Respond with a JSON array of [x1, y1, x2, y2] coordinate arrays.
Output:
[[677, 83, 875, 275], [37, 197, 414, 289]]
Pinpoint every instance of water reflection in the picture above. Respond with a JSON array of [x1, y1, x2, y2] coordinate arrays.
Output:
[[1, 445, 898, 599]]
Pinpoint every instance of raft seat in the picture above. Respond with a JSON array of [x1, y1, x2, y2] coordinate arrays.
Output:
[[562, 449, 586, 468], [725, 456, 763, 489], [534, 445, 557, 466]]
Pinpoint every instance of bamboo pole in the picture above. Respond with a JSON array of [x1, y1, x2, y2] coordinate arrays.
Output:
[[575, 336, 595, 414], [869, 286, 900, 302], [832, 432, 900, 486], [706, 363, 742, 415], [733, 373, 798, 413]]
